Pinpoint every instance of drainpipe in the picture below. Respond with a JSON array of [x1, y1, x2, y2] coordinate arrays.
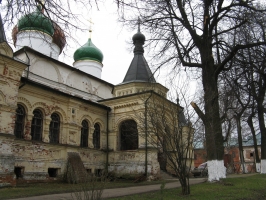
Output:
[[145, 91, 152, 176], [19, 47, 30, 89], [105, 108, 111, 173]]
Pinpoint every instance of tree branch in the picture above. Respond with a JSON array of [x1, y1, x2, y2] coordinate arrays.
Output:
[[190, 102, 206, 124], [215, 42, 266, 76]]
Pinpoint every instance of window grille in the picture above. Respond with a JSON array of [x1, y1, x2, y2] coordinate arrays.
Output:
[[120, 120, 138, 150], [31, 109, 43, 141], [49, 113, 60, 143], [93, 123, 100, 149], [14, 105, 26, 139], [80, 120, 89, 147]]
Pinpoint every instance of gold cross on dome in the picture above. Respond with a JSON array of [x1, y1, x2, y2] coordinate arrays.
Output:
[[88, 18, 94, 38], [37, 0, 45, 7]]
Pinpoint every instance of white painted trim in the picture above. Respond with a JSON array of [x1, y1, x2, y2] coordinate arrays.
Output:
[[16, 31, 60, 59], [256, 163, 261, 173], [73, 60, 103, 78], [208, 160, 226, 182], [261, 159, 266, 174]]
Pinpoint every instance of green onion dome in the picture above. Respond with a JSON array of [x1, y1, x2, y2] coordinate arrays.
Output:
[[73, 38, 103, 63], [18, 6, 54, 36]]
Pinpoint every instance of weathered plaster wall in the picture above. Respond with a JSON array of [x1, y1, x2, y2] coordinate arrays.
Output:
[[0, 56, 27, 135], [0, 154, 15, 187], [0, 54, 27, 186], [0, 77, 109, 185], [108, 149, 160, 176], [0, 135, 106, 183], [17, 83, 107, 146]]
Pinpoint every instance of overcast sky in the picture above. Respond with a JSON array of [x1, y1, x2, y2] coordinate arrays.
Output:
[[59, 1, 139, 85]]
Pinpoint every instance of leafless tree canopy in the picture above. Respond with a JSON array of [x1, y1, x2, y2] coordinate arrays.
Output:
[[116, 0, 265, 71], [115, 0, 266, 169], [1, 0, 100, 45]]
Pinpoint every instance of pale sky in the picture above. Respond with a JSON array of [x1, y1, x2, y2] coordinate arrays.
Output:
[[59, 2, 138, 85], [57, 1, 196, 95]]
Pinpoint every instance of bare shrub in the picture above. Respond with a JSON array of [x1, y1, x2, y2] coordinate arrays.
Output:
[[71, 172, 108, 200]]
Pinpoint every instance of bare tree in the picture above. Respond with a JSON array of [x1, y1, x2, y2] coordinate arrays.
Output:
[[131, 78, 195, 195], [225, 73, 251, 174], [247, 104, 261, 172], [115, 0, 266, 181], [229, 5, 266, 173], [246, 46, 266, 173]]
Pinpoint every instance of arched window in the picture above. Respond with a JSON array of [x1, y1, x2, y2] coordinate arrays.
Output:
[[49, 113, 60, 144], [14, 105, 26, 139], [31, 109, 43, 141], [93, 123, 100, 149], [80, 120, 89, 147], [120, 120, 138, 150]]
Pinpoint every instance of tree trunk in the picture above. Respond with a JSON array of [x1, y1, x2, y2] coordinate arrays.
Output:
[[191, 2, 227, 182], [201, 64, 226, 181], [255, 75, 266, 173], [179, 176, 190, 195], [247, 114, 260, 172], [258, 102, 266, 173], [235, 116, 245, 173]]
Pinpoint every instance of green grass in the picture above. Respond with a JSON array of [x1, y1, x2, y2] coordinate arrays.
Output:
[[0, 175, 265, 200], [109, 174, 266, 200]]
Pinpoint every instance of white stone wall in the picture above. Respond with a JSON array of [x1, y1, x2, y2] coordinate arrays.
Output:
[[16, 31, 60, 60], [15, 52, 114, 101], [73, 60, 103, 79]]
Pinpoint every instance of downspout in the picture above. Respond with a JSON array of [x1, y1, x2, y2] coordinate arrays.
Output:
[[19, 47, 30, 89], [105, 107, 111, 173], [145, 91, 152, 176]]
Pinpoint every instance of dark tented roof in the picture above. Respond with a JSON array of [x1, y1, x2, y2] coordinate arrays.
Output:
[[0, 13, 7, 43], [122, 26, 156, 83], [123, 54, 156, 83]]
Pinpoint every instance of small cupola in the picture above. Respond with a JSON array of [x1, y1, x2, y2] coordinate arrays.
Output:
[[122, 19, 156, 83], [73, 38, 103, 63], [132, 27, 145, 55], [73, 24, 104, 79], [114, 18, 168, 98]]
